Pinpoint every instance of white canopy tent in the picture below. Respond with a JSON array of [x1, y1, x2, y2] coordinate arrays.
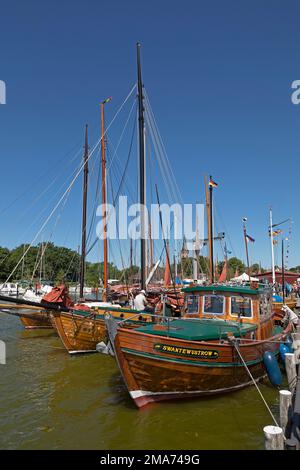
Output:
[[231, 272, 259, 282]]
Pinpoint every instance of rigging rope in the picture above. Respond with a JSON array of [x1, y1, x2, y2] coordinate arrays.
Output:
[[2, 84, 137, 287], [86, 104, 137, 257]]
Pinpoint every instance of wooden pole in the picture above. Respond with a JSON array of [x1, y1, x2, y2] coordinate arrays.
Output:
[[242, 219, 251, 279], [269, 208, 276, 291], [209, 177, 214, 283], [137, 42, 146, 291], [285, 353, 297, 394], [101, 99, 111, 301], [279, 389, 292, 436], [79, 125, 89, 300], [205, 177, 213, 283], [263, 425, 284, 450], [282, 238, 285, 304]]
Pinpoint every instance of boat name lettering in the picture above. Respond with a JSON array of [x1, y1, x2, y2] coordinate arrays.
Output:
[[154, 343, 219, 359]]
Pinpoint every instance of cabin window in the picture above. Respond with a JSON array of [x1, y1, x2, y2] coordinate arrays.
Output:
[[185, 294, 199, 314], [203, 295, 225, 316], [230, 296, 252, 318]]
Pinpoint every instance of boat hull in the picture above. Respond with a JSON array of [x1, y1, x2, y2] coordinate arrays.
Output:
[[19, 309, 53, 329], [51, 308, 152, 354], [113, 328, 286, 408], [51, 311, 107, 353]]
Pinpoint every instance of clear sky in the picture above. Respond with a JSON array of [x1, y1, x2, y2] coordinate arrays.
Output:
[[0, 0, 299, 270]]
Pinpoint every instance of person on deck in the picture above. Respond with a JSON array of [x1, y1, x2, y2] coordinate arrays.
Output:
[[134, 290, 154, 314]]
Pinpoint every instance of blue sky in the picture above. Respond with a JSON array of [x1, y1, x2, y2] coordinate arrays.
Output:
[[0, 0, 299, 270]]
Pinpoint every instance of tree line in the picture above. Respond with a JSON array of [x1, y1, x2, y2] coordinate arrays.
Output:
[[0, 243, 122, 285]]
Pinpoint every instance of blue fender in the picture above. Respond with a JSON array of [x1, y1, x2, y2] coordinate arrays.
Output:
[[285, 337, 293, 353], [263, 351, 282, 386], [279, 343, 290, 363]]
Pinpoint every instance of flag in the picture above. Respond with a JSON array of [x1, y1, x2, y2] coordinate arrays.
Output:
[[268, 229, 282, 237], [209, 178, 218, 188], [102, 97, 112, 104], [246, 234, 255, 243], [273, 239, 278, 245]]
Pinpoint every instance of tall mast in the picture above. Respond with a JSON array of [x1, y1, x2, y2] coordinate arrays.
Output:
[[101, 98, 111, 301], [242, 218, 251, 279], [205, 176, 214, 283], [224, 241, 228, 281], [269, 208, 276, 290], [137, 42, 146, 290], [130, 238, 133, 271], [148, 215, 154, 269], [193, 203, 200, 281], [79, 124, 89, 299], [281, 238, 285, 304]]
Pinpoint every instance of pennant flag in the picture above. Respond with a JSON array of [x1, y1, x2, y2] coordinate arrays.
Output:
[[268, 229, 283, 237], [246, 234, 255, 243], [273, 239, 278, 245], [209, 178, 218, 188]]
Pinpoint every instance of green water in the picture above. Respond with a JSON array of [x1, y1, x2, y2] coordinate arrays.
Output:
[[0, 313, 283, 450]]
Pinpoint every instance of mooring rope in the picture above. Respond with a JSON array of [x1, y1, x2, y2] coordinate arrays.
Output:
[[229, 337, 282, 430]]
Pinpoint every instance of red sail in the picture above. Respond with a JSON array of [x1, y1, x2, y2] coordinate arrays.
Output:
[[42, 285, 74, 308], [164, 254, 171, 287], [218, 262, 227, 282]]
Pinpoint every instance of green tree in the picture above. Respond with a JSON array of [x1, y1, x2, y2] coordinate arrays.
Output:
[[228, 257, 245, 278], [250, 263, 260, 273], [0, 246, 11, 281]]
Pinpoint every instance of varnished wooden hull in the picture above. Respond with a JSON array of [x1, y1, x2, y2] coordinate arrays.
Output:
[[51, 311, 107, 353], [19, 310, 53, 329], [51, 305, 152, 354], [113, 327, 287, 408]]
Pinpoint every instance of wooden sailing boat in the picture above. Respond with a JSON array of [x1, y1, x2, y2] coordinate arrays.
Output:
[[16, 125, 91, 330], [107, 283, 291, 407], [51, 45, 153, 353], [106, 177, 293, 407]]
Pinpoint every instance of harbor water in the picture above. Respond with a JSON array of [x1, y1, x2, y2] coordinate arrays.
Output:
[[0, 312, 283, 450]]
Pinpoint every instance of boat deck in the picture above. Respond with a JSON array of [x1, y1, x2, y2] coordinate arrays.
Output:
[[134, 318, 257, 341]]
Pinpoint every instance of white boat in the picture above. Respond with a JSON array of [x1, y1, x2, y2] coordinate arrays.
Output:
[[0, 282, 25, 296], [68, 285, 93, 294], [22, 284, 53, 303]]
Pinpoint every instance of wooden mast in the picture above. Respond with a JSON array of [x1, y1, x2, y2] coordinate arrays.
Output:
[[79, 124, 89, 299], [101, 98, 111, 301], [242, 218, 251, 279], [137, 42, 146, 290], [205, 176, 214, 283], [282, 238, 285, 304]]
